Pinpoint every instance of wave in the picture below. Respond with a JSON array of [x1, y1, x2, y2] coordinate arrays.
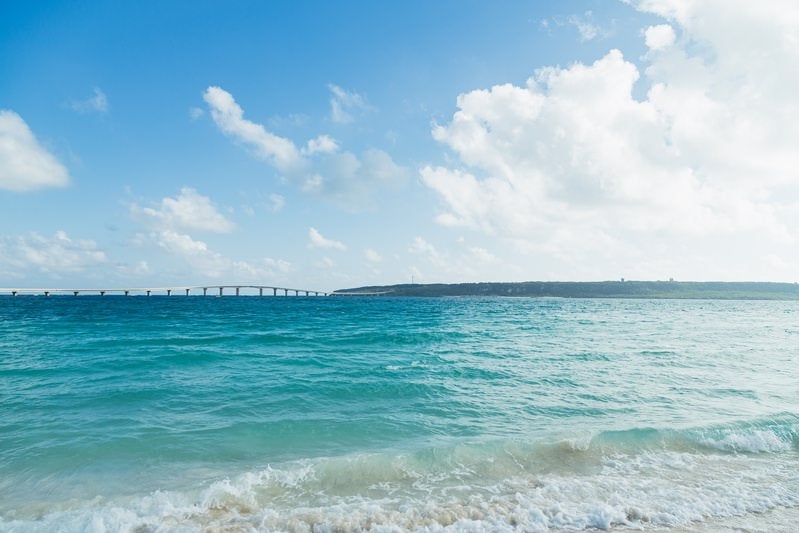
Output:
[[2, 415, 798, 532], [586, 413, 799, 455]]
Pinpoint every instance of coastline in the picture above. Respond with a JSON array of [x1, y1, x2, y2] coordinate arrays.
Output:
[[334, 280, 799, 300]]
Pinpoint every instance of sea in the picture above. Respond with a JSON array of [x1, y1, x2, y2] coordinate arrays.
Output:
[[1, 295, 797, 532]]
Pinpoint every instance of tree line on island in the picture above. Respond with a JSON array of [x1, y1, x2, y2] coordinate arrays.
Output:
[[334, 281, 799, 300]]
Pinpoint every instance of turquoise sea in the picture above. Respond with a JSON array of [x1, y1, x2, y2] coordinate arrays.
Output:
[[1, 296, 798, 532]]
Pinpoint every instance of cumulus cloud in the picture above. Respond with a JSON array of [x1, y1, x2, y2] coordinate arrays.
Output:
[[130, 187, 235, 234], [328, 84, 370, 124], [0, 110, 70, 192], [0, 231, 106, 277], [151, 229, 291, 280], [644, 24, 675, 50], [308, 227, 347, 251], [203, 86, 407, 209], [423, 0, 799, 279], [316, 148, 408, 207], [302, 134, 339, 155], [204, 86, 301, 171], [69, 87, 109, 114], [129, 188, 289, 281]]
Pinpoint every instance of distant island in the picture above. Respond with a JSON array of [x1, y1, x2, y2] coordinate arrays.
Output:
[[333, 281, 799, 300]]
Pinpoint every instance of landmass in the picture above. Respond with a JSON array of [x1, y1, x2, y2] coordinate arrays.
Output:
[[333, 281, 799, 300]]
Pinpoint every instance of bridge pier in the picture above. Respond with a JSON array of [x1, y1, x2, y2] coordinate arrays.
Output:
[[4, 284, 328, 299]]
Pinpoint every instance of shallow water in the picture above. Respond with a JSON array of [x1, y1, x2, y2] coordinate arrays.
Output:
[[1, 296, 797, 531]]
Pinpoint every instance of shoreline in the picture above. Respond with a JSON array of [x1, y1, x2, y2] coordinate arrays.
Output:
[[334, 280, 799, 300]]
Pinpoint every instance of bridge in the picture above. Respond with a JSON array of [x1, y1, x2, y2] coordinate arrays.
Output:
[[0, 285, 332, 297]]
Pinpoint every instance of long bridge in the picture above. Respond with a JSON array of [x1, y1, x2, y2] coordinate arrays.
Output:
[[0, 285, 337, 297]]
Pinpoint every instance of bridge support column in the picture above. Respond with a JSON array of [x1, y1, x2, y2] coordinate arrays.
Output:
[[44, 291, 50, 297], [284, 289, 288, 296], [185, 288, 190, 296], [146, 290, 151, 297], [125, 290, 129, 296], [235, 287, 240, 296], [167, 289, 171, 296], [12, 291, 17, 296], [273, 288, 277, 296], [203, 287, 207, 296], [259, 288, 263, 296], [219, 287, 223, 296], [74, 291, 79, 296]]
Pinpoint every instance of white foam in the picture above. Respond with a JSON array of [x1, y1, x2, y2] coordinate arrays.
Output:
[[693, 428, 794, 453], [3, 447, 798, 532]]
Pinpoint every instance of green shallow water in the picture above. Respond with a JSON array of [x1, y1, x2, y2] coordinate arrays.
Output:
[[1, 296, 798, 531]]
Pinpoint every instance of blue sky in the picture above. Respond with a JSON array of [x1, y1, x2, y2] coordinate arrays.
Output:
[[2, 1, 798, 291]]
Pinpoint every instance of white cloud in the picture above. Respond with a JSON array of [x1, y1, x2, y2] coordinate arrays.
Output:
[[407, 236, 510, 282], [468, 246, 499, 264], [308, 227, 347, 251], [423, 1, 799, 280], [302, 134, 339, 155], [0, 110, 70, 192], [204, 86, 407, 209], [318, 148, 409, 208], [156, 229, 209, 255], [409, 236, 439, 258], [568, 11, 602, 41], [269, 193, 285, 212], [644, 24, 675, 50], [135, 229, 291, 281], [69, 87, 109, 114], [0, 231, 106, 277], [116, 260, 151, 277], [131, 187, 235, 234], [128, 189, 289, 281], [203, 86, 301, 171], [316, 256, 335, 269], [189, 107, 205, 120], [364, 248, 382, 263], [328, 84, 370, 124]]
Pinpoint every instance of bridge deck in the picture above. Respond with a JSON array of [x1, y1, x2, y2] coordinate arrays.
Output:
[[0, 285, 331, 297]]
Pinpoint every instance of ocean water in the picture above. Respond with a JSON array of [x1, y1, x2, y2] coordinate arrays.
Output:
[[0, 295, 797, 532]]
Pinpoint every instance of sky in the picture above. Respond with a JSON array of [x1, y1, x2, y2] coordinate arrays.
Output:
[[1, 0, 799, 291]]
